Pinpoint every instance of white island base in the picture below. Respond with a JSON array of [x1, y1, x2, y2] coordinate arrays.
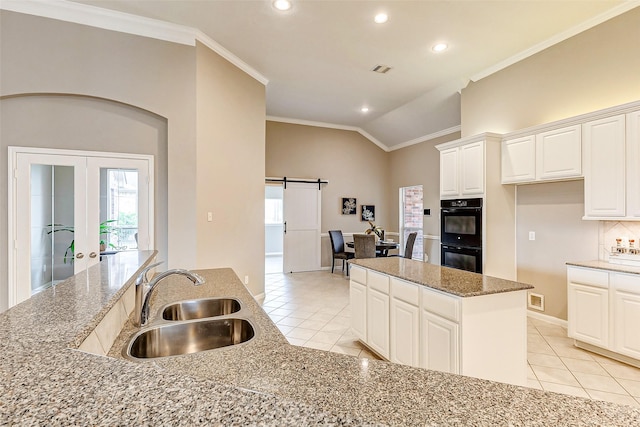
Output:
[[350, 262, 530, 387]]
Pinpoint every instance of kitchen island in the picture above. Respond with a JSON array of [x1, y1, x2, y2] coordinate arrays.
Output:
[[349, 257, 534, 386], [1, 251, 640, 425]]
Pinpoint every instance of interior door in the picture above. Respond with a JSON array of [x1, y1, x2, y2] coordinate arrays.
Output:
[[12, 153, 89, 305], [9, 147, 153, 308], [283, 182, 321, 273]]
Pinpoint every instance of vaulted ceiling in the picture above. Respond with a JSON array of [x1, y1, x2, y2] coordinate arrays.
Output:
[[70, 0, 633, 150]]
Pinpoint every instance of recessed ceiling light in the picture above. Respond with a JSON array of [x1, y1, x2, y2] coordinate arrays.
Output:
[[273, 0, 292, 11], [361, 107, 370, 113], [432, 43, 448, 52], [374, 13, 388, 24]]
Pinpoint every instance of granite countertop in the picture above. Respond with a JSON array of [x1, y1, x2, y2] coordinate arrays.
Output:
[[2, 251, 640, 425], [567, 259, 640, 275], [350, 257, 534, 297]]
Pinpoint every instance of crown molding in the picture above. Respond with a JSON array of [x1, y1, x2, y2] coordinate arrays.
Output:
[[0, 0, 268, 85], [194, 30, 269, 85], [470, 1, 640, 82], [266, 116, 390, 152], [388, 125, 462, 151], [267, 116, 463, 153]]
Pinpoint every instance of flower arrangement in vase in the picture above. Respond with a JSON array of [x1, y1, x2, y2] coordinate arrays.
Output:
[[365, 221, 384, 241]]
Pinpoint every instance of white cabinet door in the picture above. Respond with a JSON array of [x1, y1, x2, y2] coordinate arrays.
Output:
[[612, 273, 640, 360], [460, 141, 484, 196], [367, 288, 390, 358], [421, 311, 459, 374], [350, 280, 367, 341], [627, 110, 640, 218], [568, 282, 609, 348], [583, 115, 626, 218], [440, 147, 459, 197], [613, 289, 640, 360], [536, 125, 582, 181], [390, 298, 420, 367], [501, 135, 535, 184]]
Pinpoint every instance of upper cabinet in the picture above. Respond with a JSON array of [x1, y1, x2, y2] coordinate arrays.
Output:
[[583, 110, 640, 220], [583, 115, 626, 218], [438, 138, 488, 199], [502, 125, 581, 184], [627, 110, 640, 218]]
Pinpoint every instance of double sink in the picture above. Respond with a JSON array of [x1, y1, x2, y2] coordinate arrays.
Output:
[[124, 297, 256, 359]]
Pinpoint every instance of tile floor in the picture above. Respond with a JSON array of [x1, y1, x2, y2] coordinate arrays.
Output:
[[262, 269, 640, 408]]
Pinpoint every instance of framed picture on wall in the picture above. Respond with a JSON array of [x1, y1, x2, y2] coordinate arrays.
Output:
[[361, 205, 375, 221], [342, 197, 357, 215]]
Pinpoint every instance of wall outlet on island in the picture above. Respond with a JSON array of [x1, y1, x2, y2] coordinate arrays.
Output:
[[244, 275, 249, 285], [529, 231, 536, 241]]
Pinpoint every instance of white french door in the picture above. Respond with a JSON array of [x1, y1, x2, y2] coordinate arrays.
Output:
[[282, 182, 321, 273], [8, 147, 153, 307]]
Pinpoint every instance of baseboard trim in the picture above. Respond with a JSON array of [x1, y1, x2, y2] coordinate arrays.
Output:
[[527, 310, 567, 328]]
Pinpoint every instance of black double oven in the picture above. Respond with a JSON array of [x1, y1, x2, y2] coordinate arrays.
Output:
[[440, 198, 483, 274]]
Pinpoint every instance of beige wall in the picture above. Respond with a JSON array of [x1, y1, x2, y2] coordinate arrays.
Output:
[[460, 8, 640, 320], [266, 122, 389, 266], [195, 42, 266, 295], [516, 181, 598, 319], [462, 7, 640, 136], [388, 133, 460, 264], [0, 11, 266, 310]]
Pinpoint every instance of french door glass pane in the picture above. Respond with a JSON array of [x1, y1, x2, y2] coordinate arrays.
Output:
[[100, 168, 139, 251], [30, 164, 75, 293]]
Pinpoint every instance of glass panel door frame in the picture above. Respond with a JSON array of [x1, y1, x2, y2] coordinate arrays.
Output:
[[399, 185, 424, 261], [8, 146, 154, 308]]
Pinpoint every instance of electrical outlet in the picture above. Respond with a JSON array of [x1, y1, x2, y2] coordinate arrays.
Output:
[[244, 275, 249, 285], [529, 231, 536, 241], [207, 212, 213, 222]]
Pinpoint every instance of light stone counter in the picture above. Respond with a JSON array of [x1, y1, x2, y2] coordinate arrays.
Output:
[[350, 257, 534, 296], [2, 251, 640, 425], [567, 259, 640, 275]]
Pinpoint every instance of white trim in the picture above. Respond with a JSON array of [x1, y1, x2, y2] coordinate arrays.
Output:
[[194, 30, 269, 85], [267, 116, 462, 152], [267, 116, 389, 152], [0, 0, 268, 86], [0, 0, 195, 45], [527, 310, 568, 329], [435, 132, 503, 151], [503, 99, 640, 140], [424, 234, 440, 241], [388, 126, 462, 151], [471, 2, 640, 82]]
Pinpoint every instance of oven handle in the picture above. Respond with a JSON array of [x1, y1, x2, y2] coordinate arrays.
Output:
[[441, 208, 482, 214], [442, 244, 482, 252]]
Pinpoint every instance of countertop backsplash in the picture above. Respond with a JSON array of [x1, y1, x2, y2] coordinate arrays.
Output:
[[600, 221, 640, 261]]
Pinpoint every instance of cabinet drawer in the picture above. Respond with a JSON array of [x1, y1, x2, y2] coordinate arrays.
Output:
[[391, 278, 419, 306], [611, 273, 640, 293], [369, 271, 390, 294], [350, 266, 366, 284], [422, 288, 459, 322], [568, 267, 609, 289]]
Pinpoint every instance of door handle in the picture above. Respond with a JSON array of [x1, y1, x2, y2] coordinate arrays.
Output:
[[89, 252, 98, 258], [284, 221, 287, 234], [76, 252, 85, 259]]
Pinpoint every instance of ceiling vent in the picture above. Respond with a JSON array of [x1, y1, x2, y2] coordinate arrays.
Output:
[[371, 64, 392, 74]]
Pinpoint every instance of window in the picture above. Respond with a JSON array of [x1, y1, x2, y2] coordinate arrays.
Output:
[[400, 185, 424, 260], [104, 169, 139, 250]]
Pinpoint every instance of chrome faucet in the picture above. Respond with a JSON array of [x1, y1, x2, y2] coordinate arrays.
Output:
[[134, 263, 205, 327]]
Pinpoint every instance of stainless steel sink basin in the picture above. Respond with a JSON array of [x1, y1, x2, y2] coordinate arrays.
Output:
[[125, 318, 255, 359], [161, 297, 241, 321]]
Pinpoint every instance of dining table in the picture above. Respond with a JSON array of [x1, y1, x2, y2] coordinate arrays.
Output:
[[346, 240, 400, 257]]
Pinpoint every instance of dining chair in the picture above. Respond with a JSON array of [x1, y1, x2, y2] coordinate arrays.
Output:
[[353, 234, 376, 259], [389, 232, 418, 259], [328, 230, 355, 275]]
